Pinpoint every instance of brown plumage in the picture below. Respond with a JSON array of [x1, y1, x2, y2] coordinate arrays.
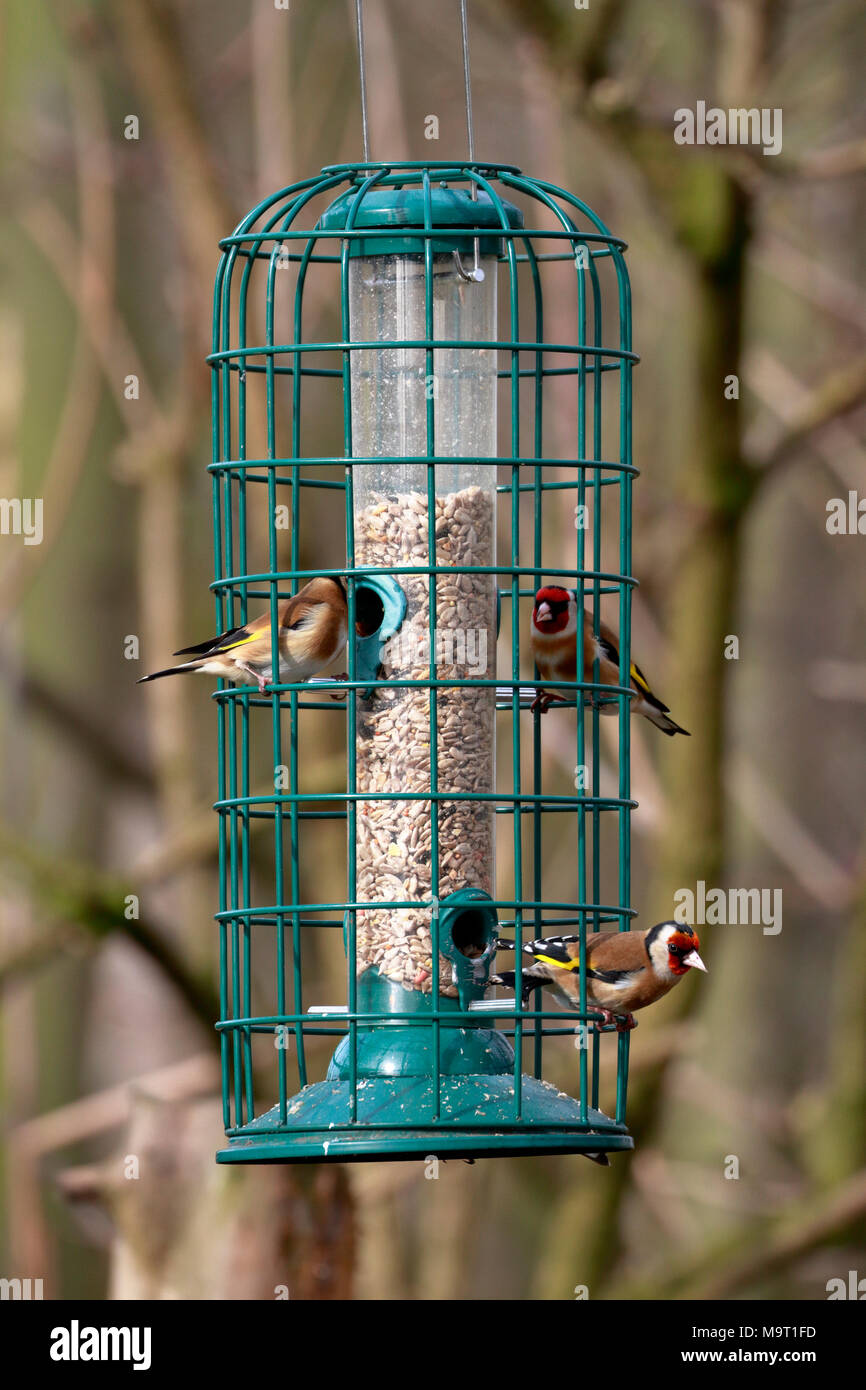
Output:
[[529, 585, 689, 735], [138, 576, 348, 693], [491, 922, 707, 1029]]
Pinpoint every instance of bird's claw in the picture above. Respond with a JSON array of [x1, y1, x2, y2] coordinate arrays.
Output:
[[594, 1009, 636, 1032], [329, 672, 349, 701]]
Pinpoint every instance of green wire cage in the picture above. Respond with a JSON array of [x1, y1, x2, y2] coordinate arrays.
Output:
[[209, 158, 638, 1163]]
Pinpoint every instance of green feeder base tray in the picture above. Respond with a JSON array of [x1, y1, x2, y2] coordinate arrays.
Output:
[[216, 1074, 633, 1164]]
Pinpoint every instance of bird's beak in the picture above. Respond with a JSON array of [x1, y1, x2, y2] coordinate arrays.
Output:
[[535, 602, 552, 622], [683, 950, 707, 972]]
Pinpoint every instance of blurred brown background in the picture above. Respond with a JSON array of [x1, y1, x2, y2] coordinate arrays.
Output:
[[1, 0, 865, 1300]]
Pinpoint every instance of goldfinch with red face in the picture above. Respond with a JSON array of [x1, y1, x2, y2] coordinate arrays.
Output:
[[530, 585, 689, 735], [138, 576, 348, 694], [491, 921, 706, 1030]]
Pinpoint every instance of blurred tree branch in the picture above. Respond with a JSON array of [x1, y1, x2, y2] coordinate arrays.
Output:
[[0, 822, 218, 1028], [754, 233, 866, 332], [130, 748, 346, 884], [500, 0, 629, 90], [726, 754, 854, 911], [105, 0, 234, 281], [609, 1164, 866, 1300], [0, 650, 155, 794], [737, 134, 866, 183], [0, 745, 347, 987], [252, 0, 293, 197], [52, 1092, 355, 1300], [747, 353, 866, 481], [10, 1054, 218, 1156], [98, 0, 239, 972], [19, 199, 156, 415], [0, 55, 114, 622], [0, 923, 82, 994], [805, 840, 866, 1189], [745, 347, 866, 493]]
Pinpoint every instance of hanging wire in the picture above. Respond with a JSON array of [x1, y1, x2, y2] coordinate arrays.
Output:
[[455, 0, 483, 282], [355, 0, 371, 162], [461, 0, 475, 165], [459, 0, 476, 171], [354, 0, 481, 278]]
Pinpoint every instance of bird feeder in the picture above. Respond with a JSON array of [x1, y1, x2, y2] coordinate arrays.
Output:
[[209, 156, 638, 1163]]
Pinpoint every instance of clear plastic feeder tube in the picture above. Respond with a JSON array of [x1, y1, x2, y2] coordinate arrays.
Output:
[[350, 252, 498, 995]]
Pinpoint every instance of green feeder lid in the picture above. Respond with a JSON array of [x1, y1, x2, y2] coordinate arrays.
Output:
[[217, 1078, 633, 1164], [318, 183, 524, 258]]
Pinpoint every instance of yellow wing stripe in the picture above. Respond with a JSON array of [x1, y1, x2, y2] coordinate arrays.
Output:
[[214, 630, 260, 653], [534, 952, 580, 972], [629, 662, 651, 695]]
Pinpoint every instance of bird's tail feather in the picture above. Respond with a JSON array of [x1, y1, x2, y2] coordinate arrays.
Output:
[[137, 662, 200, 683], [490, 969, 547, 1008], [647, 708, 690, 736]]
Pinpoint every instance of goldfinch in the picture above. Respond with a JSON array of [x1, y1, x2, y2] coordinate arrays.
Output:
[[529, 585, 689, 735], [138, 576, 348, 694], [491, 921, 706, 1030]]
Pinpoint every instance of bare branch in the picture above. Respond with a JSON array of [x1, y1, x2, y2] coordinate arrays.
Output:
[[610, 1165, 866, 1299], [726, 755, 853, 910], [499, 0, 630, 91], [106, 0, 234, 280], [745, 347, 866, 490], [0, 822, 218, 1028], [131, 749, 345, 885], [10, 1054, 218, 1156], [0, 58, 116, 622], [20, 200, 158, 419], [788, 135, 866, 181], [0, 649, 155, 794], [747, 352, 866, 478], [754, 234, 866, 332]]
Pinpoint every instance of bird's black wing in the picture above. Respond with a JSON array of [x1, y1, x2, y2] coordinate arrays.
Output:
[[601, 631, 671, 714], [173, 625, 248, 657], [525, 935, 579, 966], [629, 659, 670, 713]]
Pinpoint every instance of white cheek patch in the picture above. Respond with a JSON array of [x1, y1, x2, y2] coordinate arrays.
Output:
[[647, 929, 679, 976], [653, 944, 683, 980]]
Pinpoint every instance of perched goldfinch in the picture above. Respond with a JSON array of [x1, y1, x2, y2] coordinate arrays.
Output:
[[138, 576, 348, 694], [529, 585, 689, 735], [491, 921, 706, 1030]]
